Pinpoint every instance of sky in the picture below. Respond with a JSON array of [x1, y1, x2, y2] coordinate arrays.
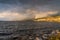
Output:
[[0, 0, 60, 21]]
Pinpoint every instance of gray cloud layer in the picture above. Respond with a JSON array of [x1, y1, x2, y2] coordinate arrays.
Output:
[[0, 0, 60, 21]]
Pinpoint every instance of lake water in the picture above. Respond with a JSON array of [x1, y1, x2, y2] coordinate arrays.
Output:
[[0, 21, 60, 40]]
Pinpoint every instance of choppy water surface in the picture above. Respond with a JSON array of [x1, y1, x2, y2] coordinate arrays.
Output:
[[0, 21, 60, 40]]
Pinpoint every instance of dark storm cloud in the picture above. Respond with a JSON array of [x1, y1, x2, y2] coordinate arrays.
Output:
[[18, 0, 60, 16], [0, 0, 60, 21], [0, 0, 60, 8], [19, 0, 49, 5], [0, 0, 60, 6], [0, 0, 49, 5], [0, 0, 60, 10]]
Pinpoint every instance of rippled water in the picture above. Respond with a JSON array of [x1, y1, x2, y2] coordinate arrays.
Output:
[[0, 21, 60, 40]]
